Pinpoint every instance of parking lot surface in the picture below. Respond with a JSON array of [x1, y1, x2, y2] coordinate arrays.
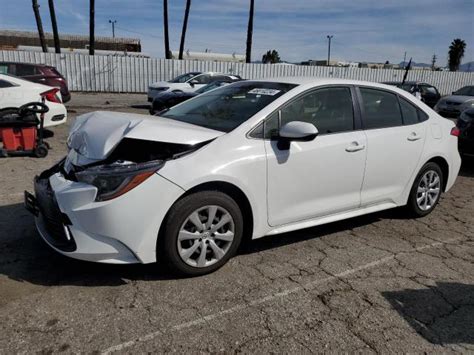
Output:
[[0, 93, 473, 353]]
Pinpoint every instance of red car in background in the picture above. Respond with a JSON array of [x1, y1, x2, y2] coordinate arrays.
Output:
[[0, 62, 71, 103]]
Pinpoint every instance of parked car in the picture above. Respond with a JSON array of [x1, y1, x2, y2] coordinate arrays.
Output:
[[383, 81, 441, 107], [147, 72, 241, 102], [150, 79, 241, 114], [456, 108, 474, 157], [26, 78, 460, 276], [434, 85, 474, 118], [0, 62, 71, 103], [0, 74, 67, 127]]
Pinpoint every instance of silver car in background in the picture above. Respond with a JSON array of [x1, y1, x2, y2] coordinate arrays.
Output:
[[434, 85, 474, 118]]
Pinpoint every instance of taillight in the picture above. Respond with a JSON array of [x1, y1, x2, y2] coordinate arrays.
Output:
[[41, 88, 62, 103], [450, 127, 460, 137]]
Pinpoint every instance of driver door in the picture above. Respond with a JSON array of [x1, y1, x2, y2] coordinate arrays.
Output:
[[265, 86, 367, 226]]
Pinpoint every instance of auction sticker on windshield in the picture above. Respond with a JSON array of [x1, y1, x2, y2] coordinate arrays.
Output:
[[248, 88, 281, 96]]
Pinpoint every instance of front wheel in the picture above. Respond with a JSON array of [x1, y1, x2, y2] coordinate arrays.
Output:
[[406, 162, 443, 217], [160, 191, 243, 276]]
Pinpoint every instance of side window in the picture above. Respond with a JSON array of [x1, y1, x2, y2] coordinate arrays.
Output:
[[264, 111, 280, 139], [420, 85, 438, 95], [0, 64, 8, 74], [193, 74, 211, 84], [209, 75, 228, 83], [359, 88, 403, 129], [279, 87, 354, 134], [399, 97, 419, 125], [16, 64, 36, 76], [0, 79, 14, 88]]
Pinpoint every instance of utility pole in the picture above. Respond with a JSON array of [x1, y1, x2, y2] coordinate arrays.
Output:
[[179, 0, 192, 60], [109, 19, 117, 38], [32, 0, 48, 53], [431, 54, 437, 71], [403, 51, 407, 66], [327, 35, 333, 66], [89, 0, 95, 55], [48, 0, 60, 53]]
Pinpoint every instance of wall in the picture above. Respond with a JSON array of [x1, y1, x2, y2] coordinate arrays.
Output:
[[1, 50, 472, 95]]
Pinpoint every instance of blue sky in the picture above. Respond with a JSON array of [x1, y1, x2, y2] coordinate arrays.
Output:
[[1, 0, 473, 66]]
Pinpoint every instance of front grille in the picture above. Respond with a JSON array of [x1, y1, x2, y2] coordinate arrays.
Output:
[[446, 101, 462, 106], [150, 87, 168, 92], [35, 177, 76, 252]]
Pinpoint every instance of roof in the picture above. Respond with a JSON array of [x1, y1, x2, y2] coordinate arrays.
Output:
[[0, 61, 51, 67], [0, 29, 140, 45]]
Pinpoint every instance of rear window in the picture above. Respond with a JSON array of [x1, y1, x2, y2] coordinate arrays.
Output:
[[16, 64, 36, 76]]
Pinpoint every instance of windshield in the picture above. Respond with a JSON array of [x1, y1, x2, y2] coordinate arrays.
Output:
[[169, 72, 200, 83], [161, 81, 297, 132], [195, 81, 228, 94], [454, 86, 474, 96]]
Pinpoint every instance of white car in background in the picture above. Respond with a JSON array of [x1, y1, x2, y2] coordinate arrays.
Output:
[[27, 78, 461, 276], [147, 72, 241, 101], [0, 74, 67, 127]]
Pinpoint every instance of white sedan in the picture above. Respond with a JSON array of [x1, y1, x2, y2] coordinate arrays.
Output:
[[26, 78, 461, 275], [147, 72, 240, 101], [0, 74, 67, 127]]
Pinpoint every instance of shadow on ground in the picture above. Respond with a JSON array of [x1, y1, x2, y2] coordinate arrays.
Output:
[[382, 282, 474, 345]]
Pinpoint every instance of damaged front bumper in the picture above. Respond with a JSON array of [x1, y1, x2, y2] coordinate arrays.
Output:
[[25, 160, 185, 264]]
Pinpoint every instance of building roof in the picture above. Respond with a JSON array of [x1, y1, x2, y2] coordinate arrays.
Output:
[[0, 29, 140, 45]]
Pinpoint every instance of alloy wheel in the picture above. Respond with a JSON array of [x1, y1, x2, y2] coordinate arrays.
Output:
[[416, 170, 441, 211], [177, 205, 235, 268]]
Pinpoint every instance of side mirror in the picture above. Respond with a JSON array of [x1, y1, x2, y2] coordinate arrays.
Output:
[[279, 121, 318, 141], [189, 79, 199, 87]]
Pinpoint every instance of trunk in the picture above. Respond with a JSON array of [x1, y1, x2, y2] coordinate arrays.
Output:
[[163, 0, 171, 59], [32, 0, 48, 53], [48, 0, 61, 53], [178, 0, 191, 60], [89, 0, 95, 55], [245, 0, 255, 63]]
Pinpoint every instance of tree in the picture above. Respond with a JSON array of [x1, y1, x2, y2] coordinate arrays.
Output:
[[178, 0, 191, 60], [448, 38, 466, 71], [262, 50, 281, 64], [32, 0, 47, 53], [89, 0, 95, 55], [245, 0, 255, 63], [163, 0, 171, 59], [48, 0, 60, 53]]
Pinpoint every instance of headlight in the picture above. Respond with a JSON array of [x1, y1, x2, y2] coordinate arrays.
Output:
[[75, 160, 164, 201]]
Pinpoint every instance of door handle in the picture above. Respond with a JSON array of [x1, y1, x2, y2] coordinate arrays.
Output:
[[345, 142, 365, 152], [407, 133, 422, 141]]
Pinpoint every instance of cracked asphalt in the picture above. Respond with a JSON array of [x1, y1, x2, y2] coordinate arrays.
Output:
[[0, 93, 473, 353]]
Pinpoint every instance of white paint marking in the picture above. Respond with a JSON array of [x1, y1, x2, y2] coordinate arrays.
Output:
[[101, 237, 462, 354]]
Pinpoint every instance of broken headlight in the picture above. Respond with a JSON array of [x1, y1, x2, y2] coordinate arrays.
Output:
[[75, 160, 164, 201]]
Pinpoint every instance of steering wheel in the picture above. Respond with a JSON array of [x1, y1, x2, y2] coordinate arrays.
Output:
[[19, 102, 49, 115]]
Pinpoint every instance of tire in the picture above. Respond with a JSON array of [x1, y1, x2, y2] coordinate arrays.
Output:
[[34, 144, 48, 158], [160, 191, 243, 276], [406, 162, 444, 217]]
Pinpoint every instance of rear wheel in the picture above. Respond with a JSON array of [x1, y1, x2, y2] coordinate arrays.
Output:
[[160, 191, 243, 276], [406, 162, 443, 217]]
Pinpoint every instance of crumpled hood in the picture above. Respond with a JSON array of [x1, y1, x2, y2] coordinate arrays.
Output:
[[66, 111, 223, 164]]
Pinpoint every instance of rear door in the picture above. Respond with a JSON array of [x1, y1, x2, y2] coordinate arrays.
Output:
[[357, 87, 427, 206]]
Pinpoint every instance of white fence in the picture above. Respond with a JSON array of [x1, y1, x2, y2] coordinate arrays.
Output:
[[1, 50, 473, 95]]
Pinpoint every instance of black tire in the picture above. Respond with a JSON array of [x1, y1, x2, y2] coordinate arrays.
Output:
[[34, 144, 48, 158], [406, 162, 443, 217], [160, 191, 243, 276]]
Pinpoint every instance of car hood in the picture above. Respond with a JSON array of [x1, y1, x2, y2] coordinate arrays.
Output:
[[149, 81, 172, 88], [65, 111, 223, 166], [440, 95, 474, 104]]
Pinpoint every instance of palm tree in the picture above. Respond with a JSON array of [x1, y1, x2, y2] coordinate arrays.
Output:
[[448, 38, 466, 71], [48, 0, 61, 53], [178, 0, 192, 60], [32, 0, 48, 53], [262, 50, 281, 64], [89, 0, 95, 55], [245, 0, 255, 63], [163, 0, 171, 59]]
